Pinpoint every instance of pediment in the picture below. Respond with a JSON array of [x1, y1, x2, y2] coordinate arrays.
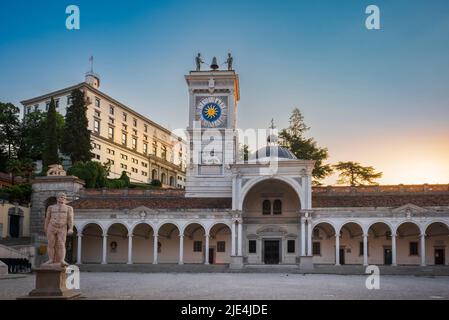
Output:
[[256, 225, 288, 235], [392, 203, 429, 214], [129, 206, 159, 217]]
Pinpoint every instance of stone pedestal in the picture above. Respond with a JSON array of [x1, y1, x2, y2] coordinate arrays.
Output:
[[18, 267, 81, 300], [299, 256, 314, 271], [230, 256, 244, 269]]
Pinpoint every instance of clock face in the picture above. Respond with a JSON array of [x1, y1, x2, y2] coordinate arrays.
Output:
[[197, 97, 227, 128]]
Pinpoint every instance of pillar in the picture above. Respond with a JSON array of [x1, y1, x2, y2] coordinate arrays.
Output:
[[300, 218, 306, 256], [420, 233, 426, 266], [392, 233, 397, 266], [205, 234, 210, 264], [363, 234, 368, 266], [237, 220, 243, 256], [153, 234, 158, 264], [76, 234, 82, 264], [179, 234, 184, 265], [335, 233, 340, 266], [307, 219, 312, 257], [231, 221, 236, 256], [127, 234, 133, 264], [101, 233, 107, 264]]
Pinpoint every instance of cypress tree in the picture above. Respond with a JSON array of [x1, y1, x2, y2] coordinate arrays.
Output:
[[42, 98, 60, 168], [61, 89, 92, 163]]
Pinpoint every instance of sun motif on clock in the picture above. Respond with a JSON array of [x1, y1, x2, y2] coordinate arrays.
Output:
[[197, 97, 227, 127]]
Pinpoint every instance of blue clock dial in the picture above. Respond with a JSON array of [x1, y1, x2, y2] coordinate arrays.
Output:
[[197, 96, 227, 128], [202, 103, 222, 122]]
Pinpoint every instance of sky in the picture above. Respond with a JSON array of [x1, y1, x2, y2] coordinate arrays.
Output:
[[1, 0, 448, 185]]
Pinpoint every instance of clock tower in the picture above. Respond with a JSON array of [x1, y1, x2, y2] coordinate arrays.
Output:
[[185, 64, 240, 197]]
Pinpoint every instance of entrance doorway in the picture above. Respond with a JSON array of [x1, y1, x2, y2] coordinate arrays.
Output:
[[263, 240, 280, 264], [208, 248, 215, 264], [384, 248, 392, 265], [9, 215, 20, 238], [339, 248, 345, 265], [435, 249, 445, 265]]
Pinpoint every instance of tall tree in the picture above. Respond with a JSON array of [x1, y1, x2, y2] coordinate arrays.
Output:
[[333, 161, 383, 186], [17, 110, 47, 161], [0, 102, 21, 161], [42, 98, 60, 167], [61, 89, 92, 163], [279, 108, 333, 184]]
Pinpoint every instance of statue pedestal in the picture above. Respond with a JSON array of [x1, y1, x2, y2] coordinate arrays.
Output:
[[18, 266, 81, 300]]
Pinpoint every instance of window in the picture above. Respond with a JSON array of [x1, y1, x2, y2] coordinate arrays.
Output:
[[123, 124, 127, 131], [45, 101, 50, 111], [109, 117, 114, 124], [262, 200, 271, 215], [107, 148, 115, 155], [93, 154, 100, 160], [133, 118, 137, 127], [67, 96, 72, 105], [313, 228, 320, 238], [55, 99, 60, 108], [248, 240, 257, 253], [108, 127, 114, 139], [94, 110, 101, 118], [141, 162, 148, 168], [142, 171, 148, 176], [109, 105, 114, 115], [132, 158, 138, 164], [143, 143, 148, 155], [107, 159, 114, 165], [152, 142, 157, 155], [120, 154, 128, 160], [409, 242, 419, 256], [94, 119, 100, 133], [132, 137, 137, 150], [95, 98, 100, 108], [132, 129, 137, 136], [131, 167, 138, 173], [161, 146, 167, 159], [34, 104, 39, 111], [193, 241, 202, 252], [26, 106, 31, 114], [312, 242, 321, 255], [143, 134, 148, 141], [273, 199, 282, 215], [144, 124, 148, 132], [122, 132, 127, 145], [217, 241, 226, 253], [120, 163, 128, 169], [359, 242, 364, 256], [123, 112, 127, 122], [287, 240, 295, 253]]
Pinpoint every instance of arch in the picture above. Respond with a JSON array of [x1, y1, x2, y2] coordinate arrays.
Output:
[[132, 223, 155, 264], [394, 221, 423, 236], [424, 220, 449, 233], [338, 221, 364, 238], [169, 176, 174, 186], [312, 219, 338, 233], [130, 221, 156, 234], [273, 199, 282, 215], [239, 176, 303, 211], [106, 221, 130, 235], [262, 200, 271, 215], [366, 220, 394, 235], [157, 222, 181, 264], [80, 222, 104, 236], [183, 222, 207, 238], [206, 221, 233, 235], [157, 222, 181, 237], [161, 173, 166, 185], [80, 223, 103, 264], [151, 169, 157, 180]]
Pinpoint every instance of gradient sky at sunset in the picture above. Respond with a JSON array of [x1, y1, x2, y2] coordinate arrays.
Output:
[[1, 0, 448, 185]]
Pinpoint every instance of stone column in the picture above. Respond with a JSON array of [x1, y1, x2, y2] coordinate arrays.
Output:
[[363, 234, 368, 266], [307, 218, 312, 257], [153, 234, 158, 264], [300, 218, 306, 256], [179, 234, 184, 265], [237, 220, 243, 256], [420, 233, 426, 266], [205, 234, 210, 264], [76, 234, 82, 265], [101, 233, 107, 264], [392, 233, 397, 266], [127, 234, 133, 265], [335, 233, 340, 266], [231, 220, 236, 256]]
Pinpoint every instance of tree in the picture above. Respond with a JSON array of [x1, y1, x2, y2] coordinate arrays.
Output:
[[67, 161, 108, 188], [333, 161, 383, 186], [0, 102, 21, 161], [42, 98, 60, 168], [61, 89, 92, 163], [5, 158, 35, 185], [237, 144, 249, 162], [279, 108, 333, 184]]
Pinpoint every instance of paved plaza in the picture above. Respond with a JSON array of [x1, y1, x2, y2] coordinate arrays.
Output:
[[1, 272, 448, 300]]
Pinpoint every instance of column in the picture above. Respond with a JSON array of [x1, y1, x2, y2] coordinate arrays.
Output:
[[335, 234, 340, 266], [420, 233, 426, 266], [127, 234, 133, 264], [205, 233, 210, 264], [392, 233, 397, 266], [153, 234, 158, 264], [300, 218, 306, 256], [307, 219, 312, 257], [237, 220, 243, 256], [363, 234, 368, 266], [179, 234, 184, 265], [231, 221, 236, 256], [101, 233, 107, 264], [76, 234, 82, 264]]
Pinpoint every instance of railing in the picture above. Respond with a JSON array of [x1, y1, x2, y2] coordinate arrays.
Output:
[[312, 184, 449, 195]]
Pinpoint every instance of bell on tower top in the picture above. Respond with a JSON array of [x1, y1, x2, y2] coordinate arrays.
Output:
[[210, 57, 219, 70]]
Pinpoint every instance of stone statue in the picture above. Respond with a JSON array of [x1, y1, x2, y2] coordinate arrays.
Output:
[[42, 192, 74, 267], [226, 53, 233, 70], [47, 164, 66, 176], [195, 53, 204, 71]]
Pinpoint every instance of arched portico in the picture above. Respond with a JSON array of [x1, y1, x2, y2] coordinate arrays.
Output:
[[80, 223, 103, 264], [312, 222, 337, 265], [157, 223, 180, 264], [425, 222, 449, 266], [367, 222, 394, 266], [396, 222, 422, 265], [338, 222, 365, 265], [132, 223, 155, 263]]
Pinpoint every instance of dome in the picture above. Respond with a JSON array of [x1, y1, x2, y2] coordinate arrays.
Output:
[[251, 146, 297, 161]]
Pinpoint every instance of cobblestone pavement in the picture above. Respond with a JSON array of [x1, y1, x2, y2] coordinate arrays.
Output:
[[1, 273, 448, 300]]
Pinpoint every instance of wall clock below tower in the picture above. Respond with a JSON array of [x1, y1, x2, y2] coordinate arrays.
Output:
[[196, 96, 227, 128]]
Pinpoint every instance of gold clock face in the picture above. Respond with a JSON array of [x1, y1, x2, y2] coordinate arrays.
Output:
[[197, 97, 227, 128]]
